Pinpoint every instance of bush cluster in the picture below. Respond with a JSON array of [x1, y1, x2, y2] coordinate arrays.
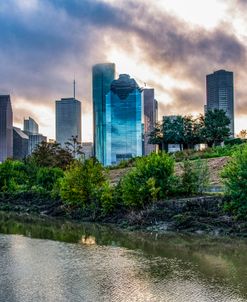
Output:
[[2, 142, 246, 219], [221, 144, 247, 218]]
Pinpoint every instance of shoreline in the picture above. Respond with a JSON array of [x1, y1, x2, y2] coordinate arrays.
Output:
[[1, 193, 247, 238]]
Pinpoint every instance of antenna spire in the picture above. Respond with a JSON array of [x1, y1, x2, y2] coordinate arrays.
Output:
[[73, 74, 76, 99]]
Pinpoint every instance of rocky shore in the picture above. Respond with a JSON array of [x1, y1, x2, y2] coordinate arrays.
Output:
[[1, 192, 246, 237]]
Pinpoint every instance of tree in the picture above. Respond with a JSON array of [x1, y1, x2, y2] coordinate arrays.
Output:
[[148, 122, 163, 150], [0, 160, 29, 192], [65, 135, 84, 159], [31, 141, 73, 170], [200, 109, 231, 147], [183, 115, 202, 149], [162, 116, 184, 151], [59, 158, 112, 214]]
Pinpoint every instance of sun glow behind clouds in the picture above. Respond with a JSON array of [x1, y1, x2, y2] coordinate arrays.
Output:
[[107, 46, 198, 118]]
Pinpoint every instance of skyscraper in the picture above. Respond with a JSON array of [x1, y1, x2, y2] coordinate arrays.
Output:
[[92, 63, 115, 163], [24, 117, 39, 135], [206, 70, 234, 136], [0, 95, 13, 162], [143, 88, 158, 155], [55, 98, 81, 147], [105, 74, 143, 166]]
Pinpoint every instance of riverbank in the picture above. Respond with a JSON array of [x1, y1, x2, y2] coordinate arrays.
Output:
[[1, 192, 246, 237]]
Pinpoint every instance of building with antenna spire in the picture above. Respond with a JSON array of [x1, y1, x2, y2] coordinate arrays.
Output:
[[55, 80, 81, 147]]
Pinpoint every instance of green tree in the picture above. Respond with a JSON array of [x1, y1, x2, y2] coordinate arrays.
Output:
[[148, 122, 163, 150], [0, 160, 29, 192], [200, 109, 231, 147], [221, 144, 247, 217], [120, 152, 175, 208], [59, 158, 113, 215], [31, 141, 73, 169], [162, 116, 184, 151], [183, 115, 202, 149], [36, 167, 64, 191], [65, 135, 84, 159]]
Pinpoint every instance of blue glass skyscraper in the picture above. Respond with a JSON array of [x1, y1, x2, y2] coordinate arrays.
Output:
[[105, 74, 143, 166], [92, 63, 115, 163]]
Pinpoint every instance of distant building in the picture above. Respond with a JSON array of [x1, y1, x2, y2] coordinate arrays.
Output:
[[23, 117, 46, 154], [28, 134, 47, 154], [55, 98, 81, 147], [82, 142, 93, 159], [143, 88, 158, 155], [24, 117, 39, 135], [92, 63, 115, 163], [206, 70, 234, 136], [13, 127, 29, 160], [0, 95, 13, 162], [105, 74, 143, 166]]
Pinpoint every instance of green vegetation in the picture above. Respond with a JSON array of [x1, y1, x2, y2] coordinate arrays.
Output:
[[221, 144, 247, 217], [59, 158, 113, 215], [120, 153, 174, 208], [149, 109, 233, 150], [0, 137, 246, 221], [178, 159, 209, 196]]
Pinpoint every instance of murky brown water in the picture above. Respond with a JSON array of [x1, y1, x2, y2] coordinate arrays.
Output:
[[0, 212, 247, 302]]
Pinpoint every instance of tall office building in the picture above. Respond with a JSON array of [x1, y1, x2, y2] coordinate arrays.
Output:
[[92, 63, 115, 163], [206, 70, 234, 136], [55, 98, 81, 147], [13, 127, 29, 160], [24, 117, 39, 134], [143, 88, 158, 155], [0, 95, 13, 162], [105, 74, 143, 166]]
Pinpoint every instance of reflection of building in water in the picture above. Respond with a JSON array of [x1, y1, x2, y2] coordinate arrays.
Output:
[[80, 235, 96, 245]]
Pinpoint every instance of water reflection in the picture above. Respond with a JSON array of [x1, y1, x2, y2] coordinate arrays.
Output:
[[0, 212, 247, 301]]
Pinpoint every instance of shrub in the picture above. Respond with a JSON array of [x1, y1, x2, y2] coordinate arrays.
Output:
[[59, 158, 113, 215], [178, 159, 209, 196], [120, 152, 174, 208], [221, 144, 247, 217], [0, 160, 29, 192], [36, 167, 64, 191]]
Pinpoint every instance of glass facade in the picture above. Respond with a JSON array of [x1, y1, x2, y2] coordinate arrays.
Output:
[[105, 74, 143, 166], [206, 70, 234, 136], [143, 88, 158, 155], [56, 98, 81, 147], [92, 63, 115, 163], [24, 117, 39, 135], [0, 95, 13, 162]]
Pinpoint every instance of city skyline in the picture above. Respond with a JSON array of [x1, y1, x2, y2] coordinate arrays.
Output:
[[0, 0, 247, 140]]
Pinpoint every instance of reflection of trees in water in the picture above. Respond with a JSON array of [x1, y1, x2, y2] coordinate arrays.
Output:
[[0, 211, 247, 298]]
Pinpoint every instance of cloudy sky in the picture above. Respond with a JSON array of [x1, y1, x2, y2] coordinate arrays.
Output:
[[0, 0, 247, 140]]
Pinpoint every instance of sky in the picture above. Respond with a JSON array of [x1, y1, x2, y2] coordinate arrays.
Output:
[[0, 0, 247, 141]]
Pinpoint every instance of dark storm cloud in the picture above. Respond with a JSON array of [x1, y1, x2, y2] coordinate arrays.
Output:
[[0, 0, 246, 134]]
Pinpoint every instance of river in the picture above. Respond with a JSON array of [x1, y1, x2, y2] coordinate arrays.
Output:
[[0, 212, 247, 302]]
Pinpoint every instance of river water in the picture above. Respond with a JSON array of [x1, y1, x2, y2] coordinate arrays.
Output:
[[0, 212, 247, 302]]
